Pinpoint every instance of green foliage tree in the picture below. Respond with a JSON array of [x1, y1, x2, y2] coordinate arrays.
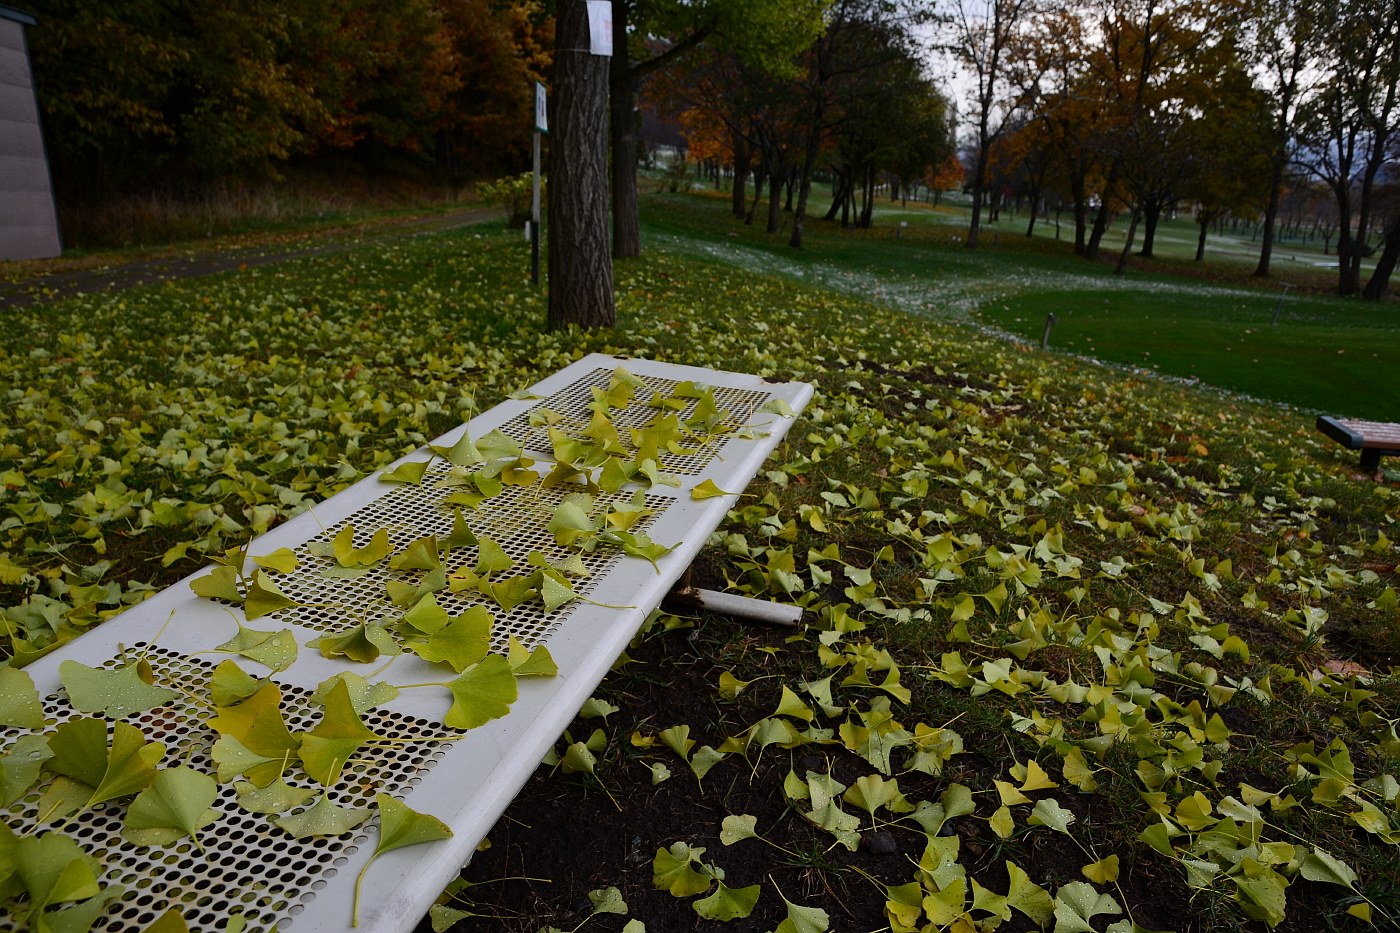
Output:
[[609, 0, 826, 259]]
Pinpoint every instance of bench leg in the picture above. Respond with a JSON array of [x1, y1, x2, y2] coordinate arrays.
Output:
[[1361, 449, 1381, 471]]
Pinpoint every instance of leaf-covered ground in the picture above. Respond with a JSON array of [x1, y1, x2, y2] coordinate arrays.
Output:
[[1, 206, 1397, 933]]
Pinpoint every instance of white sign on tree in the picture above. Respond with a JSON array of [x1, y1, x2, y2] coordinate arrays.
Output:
[[586, 0, 612, 56]]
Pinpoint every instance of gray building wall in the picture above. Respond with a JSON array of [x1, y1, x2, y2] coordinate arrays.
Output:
[[0, 10, 61, 261]]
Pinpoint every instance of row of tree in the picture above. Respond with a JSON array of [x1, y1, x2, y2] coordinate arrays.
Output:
[[547, 0, 960, 326], [27, 0, 552, 198], [654, 1, 955, 239], [947, 0, 1400, 298]]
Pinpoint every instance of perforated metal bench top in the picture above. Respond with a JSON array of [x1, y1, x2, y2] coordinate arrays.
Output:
[[2, 354, 812, 933]]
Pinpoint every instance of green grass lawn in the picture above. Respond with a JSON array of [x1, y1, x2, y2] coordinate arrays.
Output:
[[646, 190, 1400, 420], [980, 287, 1400, 420], [1, 193, 1397, 932]]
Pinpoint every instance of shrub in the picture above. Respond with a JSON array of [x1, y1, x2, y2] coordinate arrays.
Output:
[[479, 173, 541, 228]]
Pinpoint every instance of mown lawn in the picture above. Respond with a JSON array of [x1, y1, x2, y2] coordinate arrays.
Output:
[[0, 197, 1397, 933], [645, 191, 1400, 421]]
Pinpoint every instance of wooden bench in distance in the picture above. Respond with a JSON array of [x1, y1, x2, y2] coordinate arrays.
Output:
[[3, 354, 812, 933], [1316, 416, 1400, 471]]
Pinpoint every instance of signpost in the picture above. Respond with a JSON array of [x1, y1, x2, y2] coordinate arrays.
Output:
[[532, 81, 546, 286]]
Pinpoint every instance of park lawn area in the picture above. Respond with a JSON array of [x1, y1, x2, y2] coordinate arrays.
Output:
[[648, 191, 1400, 421], [0, 202, 1397, 932], [978, 287, 1400, 421]]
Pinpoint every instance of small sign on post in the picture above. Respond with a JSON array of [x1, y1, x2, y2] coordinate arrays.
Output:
[[534, 81, 548, 134]]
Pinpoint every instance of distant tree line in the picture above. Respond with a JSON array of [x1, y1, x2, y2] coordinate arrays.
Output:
[[645, 0, 955, 248], [25, 0, 552, 201], [946, 0, 1400, 299]]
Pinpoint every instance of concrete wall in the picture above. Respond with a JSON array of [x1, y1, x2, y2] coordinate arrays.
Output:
[[0, 14, 61, 261]]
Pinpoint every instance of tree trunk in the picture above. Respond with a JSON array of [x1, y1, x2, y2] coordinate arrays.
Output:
[[1069, 166, 1089, 255], [1195, 216, 1209, 261], [548, 0, 614, 329], [731, 133, 749, 219], [1335, 192, 1355, 296], [1254, 168, 1282, 275], [824, 166, 848, 222], [1114, 208, 1141, 275], [967, 157, 987, 249], [1086, 160, 1121, 260], [789, 123, 821, 249], [1139, 201, 1162, 257], [608, 8, 640, 261], [745, 169, 765, 225], [766, 165, 783, 233], [1362, 213, 1400, 300], [859, 165, 875, 228]]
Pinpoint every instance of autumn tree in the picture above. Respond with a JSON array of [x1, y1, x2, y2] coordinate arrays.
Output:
[[28, 0, 318, 190], [1011, 3, 1109, 253], [657, 45, 805, 228], [941, 0, 1038, 249], [888, 84, 956, 206], [28, 0, 551, 197], [989, 116, 1057, 236], [1242, 0, 1320, 277], [929, 153, 965, 204], [655, 49, 759, 218], [1177, 58, 1274, 261], [1293, 0, 1400, 298], [431, 0, 553, 178]]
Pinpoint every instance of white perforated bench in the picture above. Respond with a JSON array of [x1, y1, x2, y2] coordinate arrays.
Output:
[[4, 354, 812, 933]]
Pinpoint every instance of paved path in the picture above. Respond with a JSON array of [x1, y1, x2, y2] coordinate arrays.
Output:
[[0, 206, 501, 310]]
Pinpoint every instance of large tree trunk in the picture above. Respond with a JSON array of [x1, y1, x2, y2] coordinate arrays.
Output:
[[1195, 215, 1210, 261], [548, 0, 614, 329], [1362, 212, 1400, 300], [608, 7, 639, 260]]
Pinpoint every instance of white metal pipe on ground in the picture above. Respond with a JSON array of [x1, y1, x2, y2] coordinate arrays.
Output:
[[692, 588, 803, 626]]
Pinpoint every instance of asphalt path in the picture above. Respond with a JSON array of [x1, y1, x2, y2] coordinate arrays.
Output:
[[0, 206, 501, 310]]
